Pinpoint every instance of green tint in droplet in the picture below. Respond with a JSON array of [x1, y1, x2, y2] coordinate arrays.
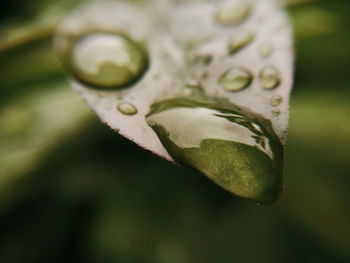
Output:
[[146, 94, 284, 204], [228, 32, 254, 55], [69, 32, 148, 89], [117, 102, 138, 115], [259, 42, 274, 57], [259, 66, 281, 90], [272, 109, 281, 117], [215, 1, 251, 26], [270, 95, 283, 107], [192, 54, 213, 65], [219, 67, 253, 92]]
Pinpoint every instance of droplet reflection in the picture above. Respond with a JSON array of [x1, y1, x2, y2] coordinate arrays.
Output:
[[69, 32, 148, 90], [259, 66, 281, 90], [219, 67, 253, 92], [216, 1, 251, 26], [118, 102, 138, 115]]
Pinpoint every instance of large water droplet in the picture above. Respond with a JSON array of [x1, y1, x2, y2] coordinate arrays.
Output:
[[219, 67, 253, 92], [215, 1, 251, 26], [117, 102, 138, 115], [228, 32, 254, 55], [69, 32, 148, 89], [146, 94, 283, 204], [259, 66, 281, 90]]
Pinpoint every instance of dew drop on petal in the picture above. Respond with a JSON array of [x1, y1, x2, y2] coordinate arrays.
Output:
[[117, 102, 138, 115], [272, 109, 281, 117], [192, 54, 213, 65], [219, 67, 253, 92], [228, 31, 255, 55], [215, 1, 251, 26], [259, 66, 281, 90], [259, 42, 274, 57], [270, 95, 283, 107]]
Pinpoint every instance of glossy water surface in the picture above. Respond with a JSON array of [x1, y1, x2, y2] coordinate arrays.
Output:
[[146, 91, 284, 204]]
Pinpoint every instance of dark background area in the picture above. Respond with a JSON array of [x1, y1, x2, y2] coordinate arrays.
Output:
[[1, 0, 350, 262]]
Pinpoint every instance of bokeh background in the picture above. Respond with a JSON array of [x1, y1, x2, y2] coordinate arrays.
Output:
[[1, 0, 350, 262]]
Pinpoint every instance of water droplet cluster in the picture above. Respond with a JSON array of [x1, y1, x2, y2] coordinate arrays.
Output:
[[169, 0, 286, 122], [210, 1, 284, 118], [55, 0, 292, 204], [56, 0, 288, 124]]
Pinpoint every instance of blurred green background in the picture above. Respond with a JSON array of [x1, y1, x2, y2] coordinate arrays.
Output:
[[1, 0, 350, 262]]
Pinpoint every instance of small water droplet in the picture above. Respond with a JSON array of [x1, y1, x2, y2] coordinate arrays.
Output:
[[270, 95, 283, 107], [216, 1, 251, 26], [259, 42, 274, 57], [69, 32, 148, 90], [272, 109, 281, 117], [192, 54, 213, 65], [228, 32, 255, 55], [259, 66, 281, 90], [117, 102, 138, 115], [185, 35, 214, 50], [219, 67, 253, 92], [186, 78, 201, 88]]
